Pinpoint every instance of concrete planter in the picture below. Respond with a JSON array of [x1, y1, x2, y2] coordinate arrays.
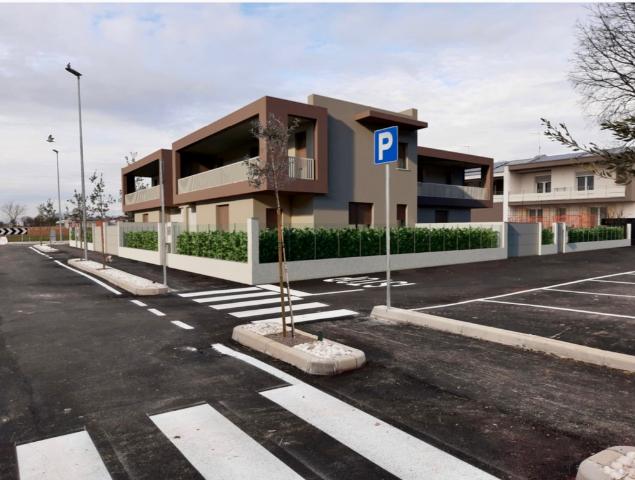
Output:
[[68, 259, 168, 296], [232, 324, 365, 375], [577, 446, 635, 480]]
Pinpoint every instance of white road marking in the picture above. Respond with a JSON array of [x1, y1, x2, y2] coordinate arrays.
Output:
[[481, 299, 635, 320], [130, 300, 147, 307], [253, 309, 358, 325], [179, 287, 260, 298], [257, 284, 312, 297], [171, 320, 194, 330], [589, 279, 635, 285], [54, 260, 122, 295], [545, 288, 635, 299], [309, 289, 364, 296], [212, 344, 495, 480], [230, 302, 328, 318], [194, 291, 278, 304], [150, 403, 303, 480], [210, 296, 302, 310], [29, 247, 52, 259], [17, 430, 112, 480], [148, 308, 165, 317], [411, 269, 635, 311]]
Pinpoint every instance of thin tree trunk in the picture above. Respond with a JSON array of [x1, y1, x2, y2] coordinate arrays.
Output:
[[280, 213, 295, 338], [275, 190, 287, 337]]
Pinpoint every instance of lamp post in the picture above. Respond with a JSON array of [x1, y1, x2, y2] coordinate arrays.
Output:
[[46, 136, 64, 242], [65, 63, 88, 261]]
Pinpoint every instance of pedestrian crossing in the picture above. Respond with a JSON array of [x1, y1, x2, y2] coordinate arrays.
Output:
[[179, 284, 359, 325]]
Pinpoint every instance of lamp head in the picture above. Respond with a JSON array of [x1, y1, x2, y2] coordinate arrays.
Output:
[[46, 134, 55, 143], [65, 63, 82, 77], [52, 149, 59, 154]]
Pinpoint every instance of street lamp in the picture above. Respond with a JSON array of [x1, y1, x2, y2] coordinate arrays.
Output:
[[65, 63, 88, 261], [46, 135, 64, 242]]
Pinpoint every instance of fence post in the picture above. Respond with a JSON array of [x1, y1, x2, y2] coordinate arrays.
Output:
[[247, 218, 259, 285]]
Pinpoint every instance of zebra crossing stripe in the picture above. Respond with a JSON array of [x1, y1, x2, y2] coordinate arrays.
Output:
[[253, 309, 358, 325], [150, 403, 303, 480], [16, 430, 112, 480], [257, 284, 312, 297], [179, 287, 260, 298], [193, 291, 278, 304], [230, 302, 328, 318], [210, 296, 302, 311]]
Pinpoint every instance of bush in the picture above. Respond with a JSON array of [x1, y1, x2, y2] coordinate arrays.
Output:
[[259, 226, 499, 263], [124, 231, 158, 251], [70, 229, 75, 240], [176, 230, 248, 262], [568, 226, 625, 243], [542, 229, 554, 245]]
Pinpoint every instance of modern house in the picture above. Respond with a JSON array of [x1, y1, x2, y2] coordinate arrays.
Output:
[[470, 151, 635, 226], [121, 95, 494, 229]]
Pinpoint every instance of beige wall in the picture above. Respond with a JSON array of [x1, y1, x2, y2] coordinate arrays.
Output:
[[308, 94, 420, 227], [133, 210, 160, 223], [510, 166, 621, 193]]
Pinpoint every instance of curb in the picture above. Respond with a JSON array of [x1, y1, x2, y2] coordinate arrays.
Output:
[[577, 446, 635, 480], [68, 259, 168, 296], [232, 325, 366, 375], [370, 306, 635, 373]]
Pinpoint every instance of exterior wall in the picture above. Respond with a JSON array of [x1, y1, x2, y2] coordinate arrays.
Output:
[[133, 210, 160, 223], [121, 149, 173, 213], [471, 202, 503, 222], [417, 207, 471, 223], [308, 95, 420, 227], [511, 166, 620, 195]]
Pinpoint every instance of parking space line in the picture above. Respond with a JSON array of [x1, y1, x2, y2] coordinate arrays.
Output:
[[179, 287, 260, 298], [310, 289, 364, 296], [171, 321, 194, 330], [590, 279, 635, 285], [29, 246, 52, 259], [54, 260, 122, 295], [148, 308, 165, 317], [130, 300, 147, 307], [545, 288, 635, 299], [481, 299, 635, 320]]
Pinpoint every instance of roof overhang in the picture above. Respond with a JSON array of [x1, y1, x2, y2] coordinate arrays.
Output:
[[355, 110, 428, 131], [417, 147, 492, 167]]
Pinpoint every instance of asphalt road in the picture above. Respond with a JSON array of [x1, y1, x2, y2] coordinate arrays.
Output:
[[1, 244, 634, 479]]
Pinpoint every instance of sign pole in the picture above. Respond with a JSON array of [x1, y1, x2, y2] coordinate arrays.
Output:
[[385, 163, 391, 309]]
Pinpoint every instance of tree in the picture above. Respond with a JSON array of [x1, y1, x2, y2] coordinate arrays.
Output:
[[88, 171, 116, 268], [66, 189, 87, 249], [245, 114, 300, 337], [542, 4, 635, 183], [1, 201, 26, 225], [36, 199, 58, 225]]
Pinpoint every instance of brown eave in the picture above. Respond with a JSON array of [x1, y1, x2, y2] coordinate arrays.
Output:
[[355, 110, 428, 131], [417, 147, 492, 167], [121, 149, 170, 175]]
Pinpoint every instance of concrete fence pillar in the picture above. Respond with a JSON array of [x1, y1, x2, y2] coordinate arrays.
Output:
[[627, 223, 632, 240], [247, 218, 260, 285]]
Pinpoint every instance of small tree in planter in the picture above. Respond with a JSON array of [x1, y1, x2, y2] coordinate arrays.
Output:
[[245, 114, 300, 337], [88, 171, 116, 269]]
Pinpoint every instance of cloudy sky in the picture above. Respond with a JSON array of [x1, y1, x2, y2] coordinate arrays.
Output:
[[0, 3, 615, 219]]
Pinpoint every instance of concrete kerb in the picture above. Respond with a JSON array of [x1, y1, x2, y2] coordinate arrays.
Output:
[[577, 446, 635, 480], [232, 324, 366, 375], [68, 258, 168, 296], [370, 306, 635, 373]]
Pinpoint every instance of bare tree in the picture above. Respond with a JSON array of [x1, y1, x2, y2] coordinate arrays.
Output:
[[245, 114, 300, 337], [1, 201, 26, 225], [543, 4, 635, 183], [89, 171, 116, 268]]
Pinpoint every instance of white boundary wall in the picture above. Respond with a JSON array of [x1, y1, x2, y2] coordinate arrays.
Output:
[[564, 224, 631, 253]]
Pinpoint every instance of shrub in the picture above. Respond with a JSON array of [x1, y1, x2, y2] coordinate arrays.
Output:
[[70, 229, 75, 240], [568, 226, 625, 243], [124, 231, 158, 251], [259, 226, 499, 263], [542, 229, 554, 245], [176, 230, 248, 262]]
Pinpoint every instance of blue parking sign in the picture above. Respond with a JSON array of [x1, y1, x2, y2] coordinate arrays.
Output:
[[374, 126, 399, 165]]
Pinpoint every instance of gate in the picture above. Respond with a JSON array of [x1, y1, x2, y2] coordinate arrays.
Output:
[[507, 222, 540, 257]]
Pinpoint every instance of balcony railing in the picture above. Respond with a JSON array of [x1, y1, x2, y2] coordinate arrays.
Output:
[[418, 182, 489, 201], [124, 185, 160, 205], [508, 185, 626, 203], [178, 156, 315, 194]]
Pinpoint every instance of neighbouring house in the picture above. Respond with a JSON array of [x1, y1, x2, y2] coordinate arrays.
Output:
[[121, 95, 494, 230]]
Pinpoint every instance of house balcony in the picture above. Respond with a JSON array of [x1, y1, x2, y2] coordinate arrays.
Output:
[[124, 185, 161, 205], [177, 156, 315, 195], [508, 185, 626, 204], [417, 182, 489, 201]]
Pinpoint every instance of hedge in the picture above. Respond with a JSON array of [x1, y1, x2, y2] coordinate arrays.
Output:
[[568, 226, 625, 243], [176, 230, 248, 262], [259, 226, 499, 263], [541, 229, 554, 245], [71, 228, 92, 242], [70, 229, 75, 240], [124, 231, 158, 251]]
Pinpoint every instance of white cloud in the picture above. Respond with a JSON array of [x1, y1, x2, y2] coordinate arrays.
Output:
[[0, 3, 613, 219]]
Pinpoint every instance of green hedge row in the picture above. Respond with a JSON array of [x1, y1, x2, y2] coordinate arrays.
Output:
[[176, 231, 248, 262], [70, 229, 75, 240], [124, 231, 158, 251], [542, 229, 554, 245], [568, 226, 625, 243], [259, 226, 499, 263], [71, 228, 92, 242]]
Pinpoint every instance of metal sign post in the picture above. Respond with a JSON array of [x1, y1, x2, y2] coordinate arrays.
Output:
[[373, 126, 399, 309]]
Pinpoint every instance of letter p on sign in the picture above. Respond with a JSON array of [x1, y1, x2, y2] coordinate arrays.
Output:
[[374, 126, 399, 165]]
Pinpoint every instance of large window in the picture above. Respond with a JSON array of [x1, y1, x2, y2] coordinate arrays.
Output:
[[397, 143, 408, 170], [397, 204, 407, 227], [349, 202, 373, 227], [535, 175, 551, 193], [577, 174, 594, 191]]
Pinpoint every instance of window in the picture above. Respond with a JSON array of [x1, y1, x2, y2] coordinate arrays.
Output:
[[397, 143, 408, 169], [589, 207, 607, 225], [556, 207, 567, 220], [294, 131, 307, 158], [528, 208, 543, 220], [349, 202, 373, 227], [493, 178, 504, 195], [577, 174, 594, 191], [142, 213, 149, 223], [536, 175, 551, 193], [397, 204, 407, 227], [266, 208, 277, 230], [435, 210, 449, 223]]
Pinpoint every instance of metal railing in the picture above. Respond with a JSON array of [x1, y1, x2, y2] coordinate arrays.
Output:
[[417, 182, 489, 200], [288, 156, 315, 180], [124, 185, 160, 205], [508, 185, 626, 203]]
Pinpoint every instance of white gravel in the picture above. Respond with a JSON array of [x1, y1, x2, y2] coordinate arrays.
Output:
[[73, 260, 164, 287], [33, 244, 58, 253], [242, 322, 283, 336], [602, 451, 635, 480], [294, 339, 357, 359]]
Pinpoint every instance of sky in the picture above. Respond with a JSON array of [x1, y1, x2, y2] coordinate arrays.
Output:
[[0, 3, 617, 219]]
